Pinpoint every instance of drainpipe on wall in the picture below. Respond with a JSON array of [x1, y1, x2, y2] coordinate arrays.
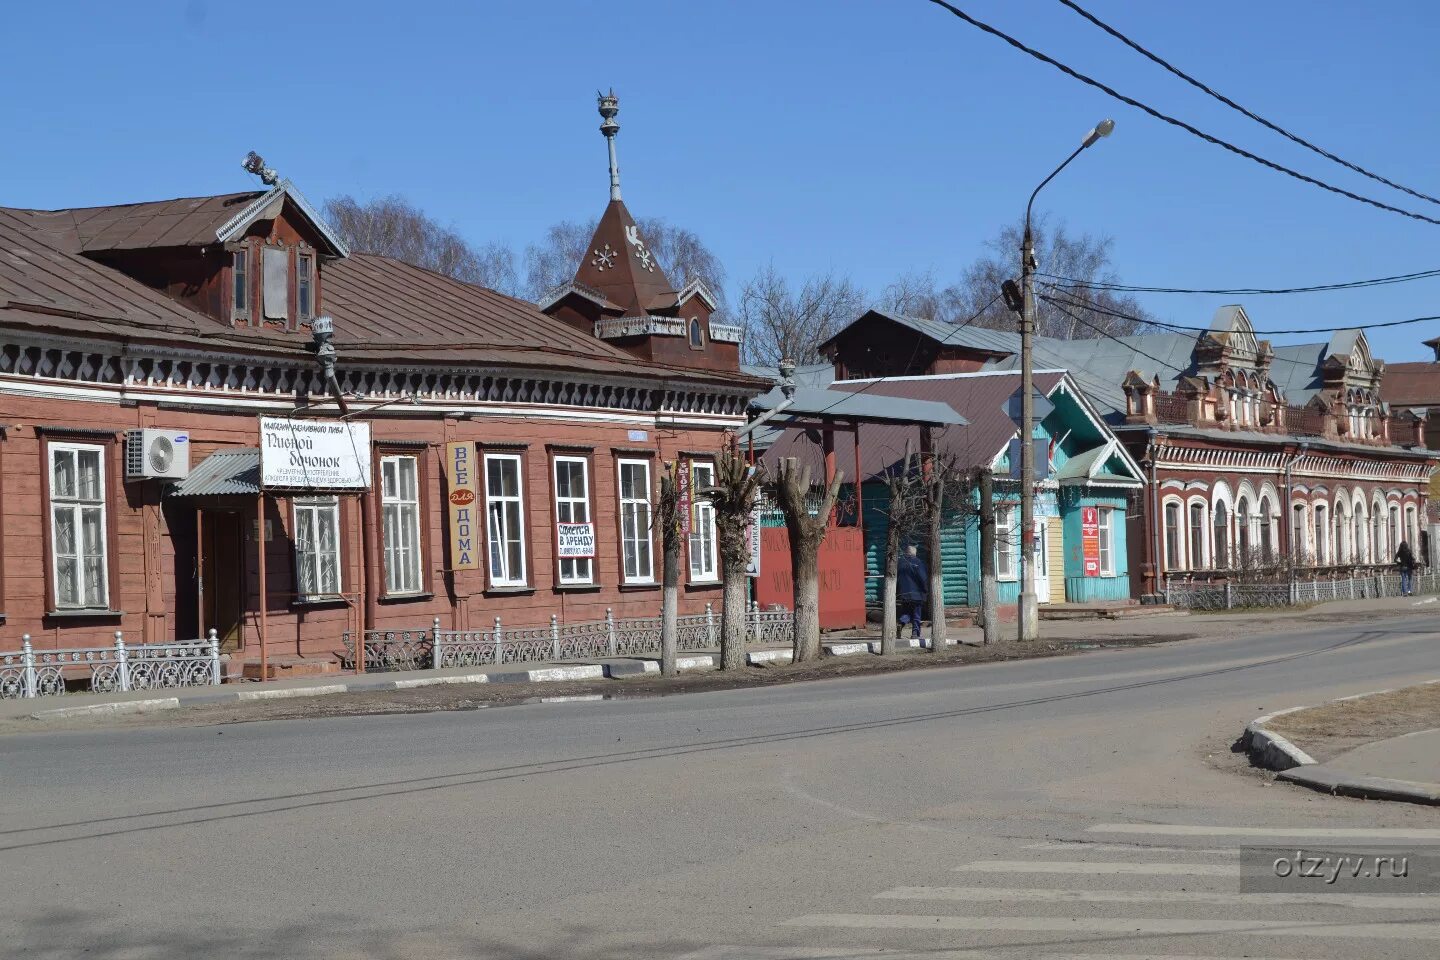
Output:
[[1280, 441, 1310, 569], [1145, 429, 1162, 602]]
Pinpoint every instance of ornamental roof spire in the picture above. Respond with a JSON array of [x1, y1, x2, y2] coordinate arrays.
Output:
[[599, 89, 621, 202]]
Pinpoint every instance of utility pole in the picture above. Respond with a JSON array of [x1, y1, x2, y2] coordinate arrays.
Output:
[[1018, 224, 1039, 641], [1016, 117, 1115, 641], [977, 467, 999, 645]]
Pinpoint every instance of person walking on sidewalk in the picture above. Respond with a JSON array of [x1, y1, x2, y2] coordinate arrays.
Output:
[[897, 544, 929, 639], [1395, 540, 1418, 596]]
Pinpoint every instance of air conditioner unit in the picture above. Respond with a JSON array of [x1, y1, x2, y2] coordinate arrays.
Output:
[[125, 429, 191, 480]]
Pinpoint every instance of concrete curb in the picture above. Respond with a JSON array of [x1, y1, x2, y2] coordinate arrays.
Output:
[[32, 697, 180, 720], [235, 684, 349, 701], [1242, 678, 1440, 804]]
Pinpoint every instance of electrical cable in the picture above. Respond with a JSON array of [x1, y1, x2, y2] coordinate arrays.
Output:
[[1055, 0, 1440, 208], [1038, 265, 1440, 296], [1038, 284, 1440, 337], [921, 0, 1440, 227]]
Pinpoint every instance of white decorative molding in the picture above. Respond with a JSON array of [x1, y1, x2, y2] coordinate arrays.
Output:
[[709, 323, 744, 344], [594, 316, 685, 339]]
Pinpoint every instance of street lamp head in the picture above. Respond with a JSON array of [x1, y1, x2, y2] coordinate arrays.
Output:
[[1082, 118, 1116, 148], [311, 314, 334, 339]]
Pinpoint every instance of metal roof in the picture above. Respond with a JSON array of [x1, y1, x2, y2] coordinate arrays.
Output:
[[169, 448, 260, 497], [750, 386, 968, 427]]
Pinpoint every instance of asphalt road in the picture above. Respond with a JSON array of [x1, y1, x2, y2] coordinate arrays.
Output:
[[3, 605, 1439, 960]]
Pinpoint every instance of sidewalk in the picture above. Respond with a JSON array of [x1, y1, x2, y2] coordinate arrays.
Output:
[[1244, 677, 1440, 806], [7, 593, 1430, 726]]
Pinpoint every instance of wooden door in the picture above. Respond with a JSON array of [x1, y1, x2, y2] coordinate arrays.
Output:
[[202, 511, 246, 651]]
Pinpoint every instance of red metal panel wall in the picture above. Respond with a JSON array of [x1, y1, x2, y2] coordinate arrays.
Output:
[[755, 525, 866, 630]]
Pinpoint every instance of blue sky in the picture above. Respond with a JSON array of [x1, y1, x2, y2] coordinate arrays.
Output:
[[5, 0, 1438, 362]]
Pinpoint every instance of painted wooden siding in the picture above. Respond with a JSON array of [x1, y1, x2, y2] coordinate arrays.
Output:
[[862, 483, 968, 607], [1048, 516, 1066, 603], [1061, 494, 1132, 602]]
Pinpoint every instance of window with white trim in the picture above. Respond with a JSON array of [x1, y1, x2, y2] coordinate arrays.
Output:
[[553, 456, 593, 584], [1291, 502, 1307, 563], [1163, 500, 1182, 571], [996, 504, 1016, 580], [380, 455, 422, 595], [485, 454, 527, 587], [297, 252, 315, 320], [294, 496, 342, 598], [232, 248, 249, 319], [1097, 507, 1115, 576], [1188, 501, 1207, 569], [49, 443, 109, 609], [1213, 500, 1230, 569], [1313, 503, 1328, 564], [688, 460, 718, 582], [618, 459, 654, 583]]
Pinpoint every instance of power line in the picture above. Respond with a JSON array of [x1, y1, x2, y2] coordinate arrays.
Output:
[[1039, 266, 1440, 296], [1038, 284, 1440, 336], [1038, 293, 1204, 379], [1055, 0, 1440, 208], [921, 0, 1440, 227]]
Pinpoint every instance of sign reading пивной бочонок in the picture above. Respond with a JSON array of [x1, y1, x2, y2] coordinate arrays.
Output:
[[259, 416, 372, 489]]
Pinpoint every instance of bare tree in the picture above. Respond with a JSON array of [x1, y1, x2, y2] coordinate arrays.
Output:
[[323, 195, 518, 295], [739, 264, 866, 366], [949, 215, 1159, 339], [703, 447, 765, 670], [774, 457, 844, 662], [880, 448, 928, 655], [922, 453, 974, 651], [523, 216, 727, 305], [658, 463, 683, 676]]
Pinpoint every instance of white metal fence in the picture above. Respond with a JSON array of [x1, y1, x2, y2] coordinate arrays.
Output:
[[1165, 570, 1439, 610], [343, 603, 796, 673], [0, 630, 222, 699]]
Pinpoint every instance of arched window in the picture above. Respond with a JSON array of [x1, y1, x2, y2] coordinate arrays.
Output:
[[1405, 504, 1420, 550], [1188, 501, 1208, 570], [688, 317, 705, 349], [1313, 503, 1328, 564], [1163, 500, 1183, 571], [1334, 500, 1349, 564], [1236, 497, 1251, 565], [1213, 501, 1230, 569], [1353, 505, 1366, 564], [1259, 496, 1275, 563], [1291, 502, 1307, 563], [1390, 504, 1402, 552]]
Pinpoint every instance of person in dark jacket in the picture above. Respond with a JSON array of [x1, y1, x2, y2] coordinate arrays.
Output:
[[897, 544, 929, 639], [1395, 541, 1417, 596]]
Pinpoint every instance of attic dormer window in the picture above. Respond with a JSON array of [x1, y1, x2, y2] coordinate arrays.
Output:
[[232, 248, 249, 319], [688, 317, 705, 350], [297, 253, 314, 319]]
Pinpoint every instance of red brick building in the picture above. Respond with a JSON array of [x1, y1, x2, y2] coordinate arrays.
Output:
[[0, 98, 762, 674]]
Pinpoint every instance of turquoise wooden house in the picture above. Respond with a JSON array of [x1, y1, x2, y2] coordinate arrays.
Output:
[[765, 369, 1145, 610]]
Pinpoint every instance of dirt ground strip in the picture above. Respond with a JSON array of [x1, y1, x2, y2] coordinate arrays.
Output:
[[7, 634, 1188, 734], [1265, 682, 1440, 763]]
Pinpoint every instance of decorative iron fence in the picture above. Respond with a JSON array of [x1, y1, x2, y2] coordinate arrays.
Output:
[[343, 602, 796, 673], [1165, 570, 1438, 610], [0, 631, 222, 700]]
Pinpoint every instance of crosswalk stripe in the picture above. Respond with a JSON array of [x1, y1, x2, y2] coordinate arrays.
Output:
[[675, 950, 1312, 960], [878, 885, 1429, 909], [783, 913, 1440, 938], [957, 860, 1237, 876], [1023, 842, 1237, 856], [1090, 823, 1440, 841]]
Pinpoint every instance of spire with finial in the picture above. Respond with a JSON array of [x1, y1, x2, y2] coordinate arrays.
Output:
[[598, 89, 621, 202]]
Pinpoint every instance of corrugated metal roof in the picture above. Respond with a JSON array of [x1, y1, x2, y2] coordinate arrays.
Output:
[[169, 448, 260, 497], [751, 386, 968, 426]]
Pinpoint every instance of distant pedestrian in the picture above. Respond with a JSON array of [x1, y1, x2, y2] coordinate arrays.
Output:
[[1395, 540, 1417, 596], [897, 544, 929, 640]]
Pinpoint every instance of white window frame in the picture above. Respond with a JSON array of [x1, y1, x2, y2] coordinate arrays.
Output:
[[380, 454, 423, 595], [1313, 503, 1329, 564], [293, 495, 342, 599], [1187, 498, 1209, 570], [618, 458, 654, 584], [297, 251, 315, 320], [553, 455, 593, 585], [233, 247, 249, 317], [1162, 497, 1184, 572], [48, 442, 110, 610], [996, 503, 1016, 581], [1291, 501, 1308, 563], [1097, 506, 1115, 577], [687, 460, 719, 583], [485, 453, 528, 588]]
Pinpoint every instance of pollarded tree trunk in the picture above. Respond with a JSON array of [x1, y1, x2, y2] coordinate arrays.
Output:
[[881, 520, 900, 656], [709, 448, 764, 671], [926, 469, 947, 651], [659, 465, 682, 677], [775, 457, 843, 663]]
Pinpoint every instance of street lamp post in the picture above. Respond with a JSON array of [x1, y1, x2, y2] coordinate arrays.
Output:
[[1018, 118, 1113, 641]]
